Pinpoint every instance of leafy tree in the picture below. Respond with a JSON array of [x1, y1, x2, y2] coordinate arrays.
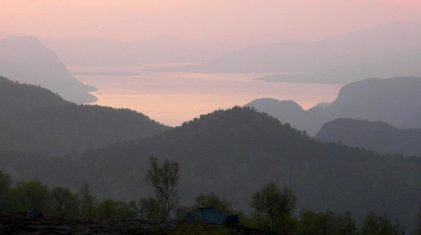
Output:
[[296, 210, 357, 235], [360, 211, 403, 235], [77, 184, 97, 219], [10, 181, 49, 211], [95, 200, 138, 219], [138, 197, 160, 220], [95, 200, 119, 219], [0, 171, 12, 212], [193, 193, 233, 213], [250, 182, 297, 234], [145, 156, 180, 222], [49, 186, 79, 218], [250, 182, 296, 220]]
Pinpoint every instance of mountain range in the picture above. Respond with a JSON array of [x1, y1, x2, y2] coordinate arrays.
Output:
[[0, 36, 96, 103], [0, 64, 420, 229], [247, 77, 421, 135], [171, 22, 421, 84], [0, 78, 419, 228]]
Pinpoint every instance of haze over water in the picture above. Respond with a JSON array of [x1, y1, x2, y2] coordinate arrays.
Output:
[[72, 66, 341, 126]]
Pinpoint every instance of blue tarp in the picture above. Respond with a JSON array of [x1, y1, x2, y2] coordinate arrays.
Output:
[[185, 208, 239, 225]]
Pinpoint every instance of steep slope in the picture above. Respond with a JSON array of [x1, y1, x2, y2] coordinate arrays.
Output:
[[247, 77, 421, 134], [316, 118, 421, 157], [0, 36, 96, 103], [4, 107, 419, 229], [0, 77, 169, 155]]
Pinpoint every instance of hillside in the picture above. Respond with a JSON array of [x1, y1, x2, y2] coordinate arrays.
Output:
[[2, 107, 419, 229], [316, 118, 421, 157], [0, 36, 96, 103], [0, 77, 169, 155], [0, 77, 69, 118], [247, 77, 421, 134]]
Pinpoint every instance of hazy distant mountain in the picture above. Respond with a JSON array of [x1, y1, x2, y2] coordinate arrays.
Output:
[[174, 22, 421, 83], [44, 36, 232, 67], [0, 36, 96, 103], [246, 98, 312, 132], [247, 77, 421, 134], [2, 107, 419, 229], [316, 118, 421, 157], [0, 77, 169, 155]]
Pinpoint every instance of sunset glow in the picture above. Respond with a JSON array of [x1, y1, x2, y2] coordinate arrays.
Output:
[[1, 0, 421, 43]]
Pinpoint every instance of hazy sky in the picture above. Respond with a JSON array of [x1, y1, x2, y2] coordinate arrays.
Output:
[[1, 0, 421, 45]]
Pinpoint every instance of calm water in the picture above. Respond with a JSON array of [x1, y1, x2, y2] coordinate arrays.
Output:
[[72, 66, 342, 126]]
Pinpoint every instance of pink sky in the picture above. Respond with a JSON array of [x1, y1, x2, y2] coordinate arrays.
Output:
[[1, 0, 421, 44]]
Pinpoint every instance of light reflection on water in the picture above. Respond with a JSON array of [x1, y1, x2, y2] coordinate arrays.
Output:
[[72, 66, 342, 126]]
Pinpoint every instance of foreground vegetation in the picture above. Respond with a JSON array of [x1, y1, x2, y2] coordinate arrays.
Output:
[[0, 157, 419, 235]]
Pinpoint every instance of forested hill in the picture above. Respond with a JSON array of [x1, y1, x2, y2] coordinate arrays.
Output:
[[0, 77, 169, 155], [5, 107, 420, 229], [0, 76, 69, 118]]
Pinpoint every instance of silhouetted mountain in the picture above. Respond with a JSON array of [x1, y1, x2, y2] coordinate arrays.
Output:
[[0, 77, 169, 155], [316, 118, 421, 157], [247, 77, 421, 134], [2, 107, 419, 229], [0, 36, 96, 103]]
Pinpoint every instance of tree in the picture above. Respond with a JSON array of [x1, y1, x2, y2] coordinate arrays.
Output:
[[77, 184, 97, 219], [193, 193, 233, 213], [49, 187, 79, 218], [360, 211, 403, 235], [145, 156, 180, 222], [250, 182, 297, 220], [95, 200, 136, 219], [250, 183, 297, 235], [0, 171, 12, 212], [10, 181, 50, 211], [138, 197, 160, 220], [296, 210, 357, 235]]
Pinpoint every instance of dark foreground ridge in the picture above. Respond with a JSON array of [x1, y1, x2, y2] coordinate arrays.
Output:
[[0, 213, 262, 235]]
